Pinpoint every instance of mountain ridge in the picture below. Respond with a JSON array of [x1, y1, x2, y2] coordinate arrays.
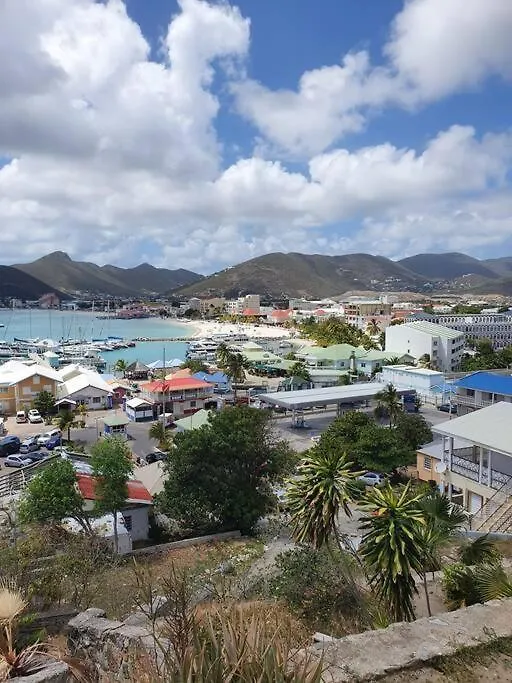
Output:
[[14, 252, 203, 296]]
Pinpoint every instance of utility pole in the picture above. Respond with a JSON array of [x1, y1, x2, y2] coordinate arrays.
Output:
[[161, 346, 166, 429]]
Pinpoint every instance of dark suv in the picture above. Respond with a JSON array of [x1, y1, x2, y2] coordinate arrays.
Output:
[[0, 435, 21, 457]]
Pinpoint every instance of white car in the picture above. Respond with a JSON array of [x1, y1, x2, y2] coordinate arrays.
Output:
[[310, 435, 321, 443], [358, 472, 386, 486], [4, 455, 33, 468], [28, 409, 43, 424]]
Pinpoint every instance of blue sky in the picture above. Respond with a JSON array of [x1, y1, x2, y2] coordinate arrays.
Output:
[[0, 0, 511, 272]]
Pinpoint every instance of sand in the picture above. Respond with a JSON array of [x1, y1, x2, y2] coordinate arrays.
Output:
[[179, 320, 292, 340]]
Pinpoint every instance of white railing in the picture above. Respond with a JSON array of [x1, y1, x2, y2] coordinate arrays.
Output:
[[450, 454, 510, 491], [453, 395, 493, 409]]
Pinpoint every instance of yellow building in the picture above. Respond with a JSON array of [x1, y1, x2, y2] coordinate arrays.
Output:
[[0, 361, 62, 415]]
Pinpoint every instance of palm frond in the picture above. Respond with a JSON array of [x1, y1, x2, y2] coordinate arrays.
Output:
[[458, 535, 502, 566]]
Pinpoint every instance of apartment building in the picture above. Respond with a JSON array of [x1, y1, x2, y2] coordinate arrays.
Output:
[[141, 376, 215, 418], [385, 320, 464, 372], [342, 299, 393, 330], [226, 294, 261, 315], [407, 312, 512, 349], [0, 360, 62, 414], [415, 402, 512, 532]]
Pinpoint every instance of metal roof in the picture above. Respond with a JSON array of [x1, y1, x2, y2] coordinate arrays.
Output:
[[402, 321, 463, 339], [257, 383, 412, 410], [455, 371, 512, 396], [433, 402, 512, 457]]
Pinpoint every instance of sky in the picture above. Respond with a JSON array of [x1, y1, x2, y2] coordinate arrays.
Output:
[[1, 0, 511, 274]]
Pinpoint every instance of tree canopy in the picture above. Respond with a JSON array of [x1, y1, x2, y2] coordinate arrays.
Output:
[[18, 459, 90, 532], [298, 316, 376, 349], [32, 390, 56, 422], [158, 406, 295, 533], [460, 340, 512, 372]]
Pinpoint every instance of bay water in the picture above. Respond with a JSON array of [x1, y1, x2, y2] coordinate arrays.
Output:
[[0, 309, 194, 372]]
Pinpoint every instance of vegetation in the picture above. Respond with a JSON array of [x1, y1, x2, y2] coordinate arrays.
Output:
[[91, 437, 134, 553], [286, 361, 312, 383], [148, 421, 173, 452], [57, 410, 78, 442], [32, 391, 55, 423], [180, 359, 209, 374], [114, 359, 128, 377], [298, 317, 376, 349], [18, 459, 91, 533], [460, 339, 512, 372], [216, 344, 252, 399], [159, 407, 295, 534], [360, 483, 426, 622], [374, 383, 403, 426]]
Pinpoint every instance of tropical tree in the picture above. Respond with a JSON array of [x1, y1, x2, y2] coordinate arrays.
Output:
[[216, 347, 252, 401], [287, 361, 312, 384], [366, 318, 380, 336], [287, 449, 359, 552], [18, 459, 92, 533], [76, 402, 88, 428], [359, 483, 426, 622], [374, 383, 403, 427], [148, 421, 173, 452], [91, 437, 133, 553], [418, 353, 433, 369], [114, 359, 128, 377], [378, 331, 386, 351], [181, 359, 208, 374], [32, 390, 55, 423], [457, 534, 502, 566], [57, 410, 78, 442], [336, 374, 351, 386]]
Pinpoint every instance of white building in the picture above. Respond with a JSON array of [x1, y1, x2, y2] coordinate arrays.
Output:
[[379, 365, 447, 400], [226, 294, 261, 314], [57, 365, 114, 410], [406, 312, 512, 349], [385, 320, 464, 372]]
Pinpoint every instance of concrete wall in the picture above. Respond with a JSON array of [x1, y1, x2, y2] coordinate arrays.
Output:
[[122, 506, 149, 542]]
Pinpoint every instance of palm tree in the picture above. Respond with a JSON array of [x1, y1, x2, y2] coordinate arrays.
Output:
[[217, 347, 251, 401], [418, 353, 432, 369], [76, 402, 88, 428], [374, 383, 403, 427], [366, 318, 380, 337], [58, 410, 78, 442], [114, 359, 128, 377], [287, 449, 359, 551], [359, 483, 426, 622], [472, 562, 512, 601], [148, 421, 172, 452], [287, 361, 312, 384], [457, 534, 501, 566], [378, 331, 386, 351]]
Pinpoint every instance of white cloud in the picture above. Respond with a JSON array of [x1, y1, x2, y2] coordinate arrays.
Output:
[[0, 0, 511, 274], [233, 0, 512, 156]]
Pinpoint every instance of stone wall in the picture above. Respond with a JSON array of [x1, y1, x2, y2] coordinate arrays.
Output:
[[66, 599, 512, 682], [130, 529, 241, 557]]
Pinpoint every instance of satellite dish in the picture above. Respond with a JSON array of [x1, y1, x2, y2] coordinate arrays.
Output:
[[435, 462, 447, 474]]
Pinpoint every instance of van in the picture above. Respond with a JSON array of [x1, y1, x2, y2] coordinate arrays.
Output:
[[37, 428, 62, 447], [0, 435, 21, 457], [16, 410, 27, 423]]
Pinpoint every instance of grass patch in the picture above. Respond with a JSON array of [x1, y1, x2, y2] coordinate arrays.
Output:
[[428, 637, 512, 681]]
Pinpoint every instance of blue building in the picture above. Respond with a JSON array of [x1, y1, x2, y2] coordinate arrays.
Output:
[[454, 371, 512, 416], [193, 371, 231, 394]]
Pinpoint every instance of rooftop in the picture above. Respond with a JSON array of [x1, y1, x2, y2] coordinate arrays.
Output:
[[433, 402, 512, 457], [257, 383, 413, 410], [383, 365, 444, 376], [103, 415, 130, 427], [144, 377, 212, 393], [401, 321, 464, 339], [76, 474, 152, 504], [455, 371, 512, 396], [0, 360, 62, 385]]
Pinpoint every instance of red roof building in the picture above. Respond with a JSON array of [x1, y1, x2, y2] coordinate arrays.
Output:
[[141, 376, 215, 419], [270, 309, 292, 322], [242, 308, 260, 316], [76, 474, 152, 505]]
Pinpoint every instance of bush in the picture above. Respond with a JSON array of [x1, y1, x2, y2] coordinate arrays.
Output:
[[264, 546, 370, 636]]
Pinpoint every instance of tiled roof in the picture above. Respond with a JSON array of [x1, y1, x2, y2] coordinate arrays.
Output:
[[76, 474, 152, 504], [271, 309, 291, 318]]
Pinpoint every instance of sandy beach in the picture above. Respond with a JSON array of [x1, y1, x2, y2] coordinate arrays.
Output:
[[178, 319, 292, 340]]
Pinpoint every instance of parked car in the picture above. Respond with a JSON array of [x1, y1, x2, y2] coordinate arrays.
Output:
[[145, 450, 167, 464], [28, 409, 43, 423], [4, 455, 32, 468], [20, 435, 42, 453], [45, 434, 62, 450], [24, 450, 51, 463], [438, 403, 457, 414], [0, 435, 21, 457], [310, 435, 321, 443], [358, 472, 386, 486], [38, 429, 62, 447], [16, 410, 27, 423]]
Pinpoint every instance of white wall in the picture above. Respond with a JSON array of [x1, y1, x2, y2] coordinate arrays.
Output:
[[122, 506, 150, 542], [385, 326, 463, 372], [381, 366, 444, 393], [67, 386, 112, 410]]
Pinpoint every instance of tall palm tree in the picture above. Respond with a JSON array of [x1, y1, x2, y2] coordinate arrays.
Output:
[[366, 318, 380, 337], [58, 409, 78, 442], [374, 383, 403, 427], [287, 449, 359, 551], [148, 421, 172, 452], [359, 483, 425, 622], [114, 359, 128, 377], [217, 347, 251, 401]]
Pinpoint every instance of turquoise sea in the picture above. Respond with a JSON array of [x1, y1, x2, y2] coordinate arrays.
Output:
[[0, 309, 194, 372]]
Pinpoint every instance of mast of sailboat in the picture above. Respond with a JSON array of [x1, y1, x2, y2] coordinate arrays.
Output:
[[161, 346, 166, 428]]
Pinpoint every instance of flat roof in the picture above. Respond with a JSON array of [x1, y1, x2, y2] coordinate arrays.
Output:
[[103, 415, 130, 427], [433, 402, 512, 457], [257, 383, 412, 410]]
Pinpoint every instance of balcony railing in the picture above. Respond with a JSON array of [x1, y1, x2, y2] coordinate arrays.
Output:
[[453, 395, 493, 409], [450, 454, 510, 490]]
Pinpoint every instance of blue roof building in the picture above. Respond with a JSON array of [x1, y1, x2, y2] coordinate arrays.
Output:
[[454, 371, 512, 416], [193, 371, 231, 393]]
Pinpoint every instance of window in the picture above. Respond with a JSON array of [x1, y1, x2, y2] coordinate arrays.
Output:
[[190, 400, 197, 407], [22, 386, 31, 395], [92, 396, 101, 404], [424, 456, 432, 470], [33, 375, 40, 385], [43, 385, 52, 392], [123, 515, 132, 531]]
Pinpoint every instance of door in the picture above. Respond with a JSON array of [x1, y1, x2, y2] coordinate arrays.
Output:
[[469, 491, 483, 514]]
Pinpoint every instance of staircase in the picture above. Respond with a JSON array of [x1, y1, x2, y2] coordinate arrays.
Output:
[[473, 476, 512, 534]]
